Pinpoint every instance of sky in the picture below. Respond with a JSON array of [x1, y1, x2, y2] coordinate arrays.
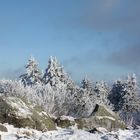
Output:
[[0, 0, 140, 82]]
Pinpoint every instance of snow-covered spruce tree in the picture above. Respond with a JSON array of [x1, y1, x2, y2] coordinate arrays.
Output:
[[42, 56, 73, 88], [94, 81, 111, 108], [42, 56, 75, 95], [81, 78, 93, 90], [70, 78, 96, 118], [122, 74, 140, 125], [108, 79, 124, 112], [109, 74, 140, 126], [42, 56, 75, 117], [20, 56, 42, 87], [72, 79, 112, 118]]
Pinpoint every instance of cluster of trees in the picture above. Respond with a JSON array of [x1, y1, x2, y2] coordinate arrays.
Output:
[[0, 56, 140, 126], [109, 74, 140, 125]]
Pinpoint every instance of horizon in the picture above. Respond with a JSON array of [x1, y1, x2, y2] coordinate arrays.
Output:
[[0, 0, 140, 82]]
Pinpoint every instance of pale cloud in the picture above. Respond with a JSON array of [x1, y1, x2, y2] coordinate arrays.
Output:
[[108, 46, 140, 70]]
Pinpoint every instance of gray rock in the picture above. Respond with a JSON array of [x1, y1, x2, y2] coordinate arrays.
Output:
[[0, 124, 8, 132], [76, 104, 126, 131], [0, 96, 56, 131], [55, 104, 126, 131]]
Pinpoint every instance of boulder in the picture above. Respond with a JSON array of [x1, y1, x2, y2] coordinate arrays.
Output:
[[55, 116, 75, 128], [0, 124, 8, 132], [55, 104, 126, 131], [76, 104, 126, 131], [0, 96, 56, 131]]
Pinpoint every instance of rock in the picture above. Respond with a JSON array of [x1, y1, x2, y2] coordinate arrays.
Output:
[[76, 104, 126, 131], [0, 96, 56, 131], [0, 124, 8, 132], [55, 104, 126, 131], [55, 116, 75, 128], [88, 128, 103, 134]]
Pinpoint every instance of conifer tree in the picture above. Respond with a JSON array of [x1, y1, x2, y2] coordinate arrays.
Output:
[[94, 81, 110, 106], [71, 78, 96, 117], [20, 56, 42, 86], [109, 74, 140, 125], [42, 56, 74, 88], [42, 57, 75, 116], [81, 78, 92, 90]]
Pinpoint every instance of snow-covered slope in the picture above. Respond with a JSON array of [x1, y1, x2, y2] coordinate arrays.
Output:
[[0, 123, 140, 140]]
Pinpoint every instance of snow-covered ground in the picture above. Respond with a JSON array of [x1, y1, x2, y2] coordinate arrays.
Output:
[[0, 124, 140, 140]]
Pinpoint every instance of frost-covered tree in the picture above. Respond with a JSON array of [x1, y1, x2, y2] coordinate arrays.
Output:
[[108, 79, 124, 112], [0, 79, 42, 104], [42, 56, 74, 90], [122, 74, 140, 113], [69, 78, 96, 117], [81, 78, 92, 90], [109, 74, 140, 125], [122, 74, 140, 125], [80, 78, 94, 99], [33, 82, 76, 117], [0, 79, 23, 96], [0, 79, 71, 117], [41, 57, 76, 116], [20, 56, 42, 86], [75, 79, 112, 117], [94, 81, 111, 107]]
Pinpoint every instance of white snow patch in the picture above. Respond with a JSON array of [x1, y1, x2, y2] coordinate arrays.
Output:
[[0, 123, 140, 140], [5, 97, 32, 118], [96, 116, 115, 121], [60, 116, 75, 121]]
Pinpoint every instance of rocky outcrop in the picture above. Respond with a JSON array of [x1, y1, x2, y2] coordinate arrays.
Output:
[[56, 104, 126, 131], [0, 124, 8, 132], [0, 96, 125, 132], [55, 116, 75, 128], [0, 96, 56, 131], [76, 104, 126, 131]]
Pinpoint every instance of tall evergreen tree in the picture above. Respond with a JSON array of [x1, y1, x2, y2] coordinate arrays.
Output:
[[108, 79, 124, 111], [81, 78, 93, 91], [71, 78, 96, 117], [42, 57, 75, 116], [20, 56, 42, 86], [109, 74, 140, 125], [94, 81, 110, 106], [42, 56, 74, 88], [122, 74, 140, 122]]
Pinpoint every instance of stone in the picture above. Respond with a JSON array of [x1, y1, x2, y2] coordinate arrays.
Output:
[[55, 104, 126, 131], [0, 124, 8, 132], [76, 104, 126, 131], [0, 96, 56, 131]]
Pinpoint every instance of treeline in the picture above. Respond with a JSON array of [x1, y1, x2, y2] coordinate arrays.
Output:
[[0, 56, 140, 126]]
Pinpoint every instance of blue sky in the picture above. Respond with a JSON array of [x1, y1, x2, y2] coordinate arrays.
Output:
[[0, 0, 140, 82]]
